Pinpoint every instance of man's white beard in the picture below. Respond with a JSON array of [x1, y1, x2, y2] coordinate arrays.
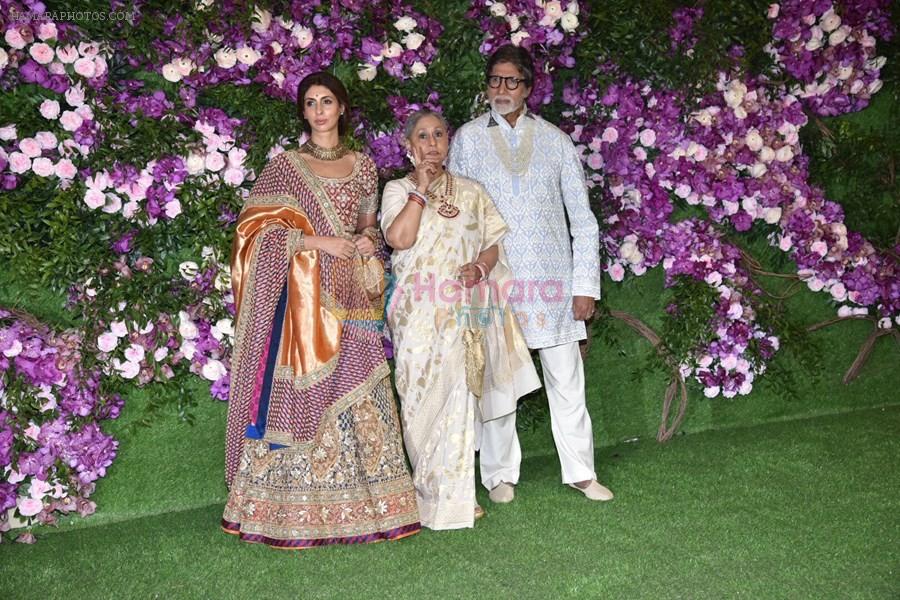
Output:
[[490, 96, 523, 116]]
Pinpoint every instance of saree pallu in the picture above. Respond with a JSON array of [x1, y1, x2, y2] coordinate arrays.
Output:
[[223, 150, 420, 548], [381, 173, 540, 530]]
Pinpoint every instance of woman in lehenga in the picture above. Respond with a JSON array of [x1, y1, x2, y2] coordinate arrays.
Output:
[[381, 110, 541, 529], [222, 71, 420, 548]]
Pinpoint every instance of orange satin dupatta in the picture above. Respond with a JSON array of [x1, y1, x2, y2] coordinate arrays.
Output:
[[231, 204, 341, 380]]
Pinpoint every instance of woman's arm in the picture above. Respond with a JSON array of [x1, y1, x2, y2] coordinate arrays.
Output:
[[383, 193, 425, 250]]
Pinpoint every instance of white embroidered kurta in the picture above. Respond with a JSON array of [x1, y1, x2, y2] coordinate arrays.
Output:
[[449, 110, 602, 349]]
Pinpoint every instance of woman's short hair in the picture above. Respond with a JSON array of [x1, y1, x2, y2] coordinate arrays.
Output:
[[296, 71, 351, 137], [402, 109, 449, 140], [485, 45, 534, 88]]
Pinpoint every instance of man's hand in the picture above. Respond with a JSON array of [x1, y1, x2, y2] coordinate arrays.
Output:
[[572, 295, 595, 321]]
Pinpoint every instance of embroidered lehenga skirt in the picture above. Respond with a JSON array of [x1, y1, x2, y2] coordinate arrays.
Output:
[[222, 150, 420, 548]]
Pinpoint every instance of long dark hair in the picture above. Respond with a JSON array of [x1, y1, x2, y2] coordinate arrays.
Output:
[[296, 71, 351, 137]]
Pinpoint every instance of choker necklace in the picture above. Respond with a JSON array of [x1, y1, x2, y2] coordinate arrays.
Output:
[[407, 171, 459, 218], [301, 139, 350, 161]]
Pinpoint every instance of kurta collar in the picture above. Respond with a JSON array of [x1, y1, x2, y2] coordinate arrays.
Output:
[[488, 107, 534, 132]]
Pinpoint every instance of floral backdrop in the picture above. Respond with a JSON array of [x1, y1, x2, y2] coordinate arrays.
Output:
[[0, 0, 897, 541]]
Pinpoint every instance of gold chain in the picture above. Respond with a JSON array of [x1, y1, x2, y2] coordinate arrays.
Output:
[[301, 139, 350, 161]]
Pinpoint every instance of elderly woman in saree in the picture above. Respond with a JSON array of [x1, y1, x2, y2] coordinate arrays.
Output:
[[222, 71, 420, 548], [381, 110, 540, 530]]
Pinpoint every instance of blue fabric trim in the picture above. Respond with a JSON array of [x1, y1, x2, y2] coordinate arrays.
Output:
[[251, 282, 288, 439]]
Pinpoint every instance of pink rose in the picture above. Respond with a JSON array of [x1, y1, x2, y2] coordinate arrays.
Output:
[[164, 199, 183, 219], [8, 152, 31, 174], [601, 127, 619, 143], [84, 188, 106, 209], [4, 28, 27, 50], [0, 125, 17, 140], [586, 153, 603, 170], [60, 110, 84, 132], [35, 131, 58, 149], [54, 158, 77, 179], [39, 99, 61, 119], [47, 59, 67, 74], [222, 167, 245, 186], [24, 423, 41, 440], [607, 263, 626, 282], [29, 42, 55, 65], [78, 42, 100, 57], [31, 157, 54, 177], [56, 45, 79, 64], [73, 56, 97, 78], [38, 22, 58, 41], [17, 496, 44, 517], [65, 84, 86, 107], [92, 56, 108, 77], [18, 137, 42, 158], [205, 151, 225, 172], [638, 128, 657, 147]]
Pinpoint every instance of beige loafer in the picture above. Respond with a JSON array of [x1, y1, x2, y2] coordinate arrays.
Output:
[[568, 480, 614, 501], [488, 482, 515, 504]]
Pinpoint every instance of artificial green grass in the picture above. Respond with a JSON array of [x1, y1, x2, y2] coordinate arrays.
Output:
[[2, 405, 897, 599]]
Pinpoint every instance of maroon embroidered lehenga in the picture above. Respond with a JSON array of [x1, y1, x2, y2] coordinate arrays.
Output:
[[222, 149, 420, 548]]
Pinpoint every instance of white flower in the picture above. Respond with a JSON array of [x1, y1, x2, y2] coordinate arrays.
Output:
[[490, 3, 508, 17], [186, 152, 206, 175], [544, 1, 564, 19], [878, 317, 892, 330], [383, 42, 403, 59], [405, 32, 426, 51], [174, 57, 195, 77], [867, 56, 887, 71], [703, 386, 721, 398], [251, 7, 272, 33], [97, 331, 119, 352], [358, 64, 377, 81], [560, 12, 579, 32], [763, 207, 782, 224], [124, 343, 146, 363], [868, 79, 883, 95], [566, 1, 580, 16], [162, 62, 182, 82], [179, 313, 199, 341], [205, 151, 226, 172], [179, 261, 200, 280], [619, 241, 643, 265], [202, 359, 227, 381], [110, 321, 128, 337], [394, 16, 418, 32], [270, 41, 283, 55], [410, 61, 427, 77], [3, 339, 23, 358], [820, 9, 841, 33], [207, 271, 229, 295], [828, 26, 849, 47], [154, 346, 170, 362], [292, 26, 314, 49], [115, 359, 140, 380], [759, 146, 775, 163], [507, 14, 521, 32], [0, 124, 17, 141], [236, 46, 261, 66], [775, 146, 794, 162], [829, 282, 847, 301], [0, 48, 7, 71], [214, 48, 237, 69], [767, 4, 779, 19], [510, 31, 530, 46], [638, 129, 656, 147], [744, 129, 764, 151], [216, 317, 235, 338], [749, 162, 768, 178]]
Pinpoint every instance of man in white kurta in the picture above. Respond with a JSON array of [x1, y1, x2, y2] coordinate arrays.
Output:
[[448, 45, 613, 502]]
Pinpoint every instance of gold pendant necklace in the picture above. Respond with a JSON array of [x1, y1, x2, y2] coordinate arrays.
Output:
[[407, 172, 459, 218], [301, 139, 350, 161], [490, 117, 535, 175]]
